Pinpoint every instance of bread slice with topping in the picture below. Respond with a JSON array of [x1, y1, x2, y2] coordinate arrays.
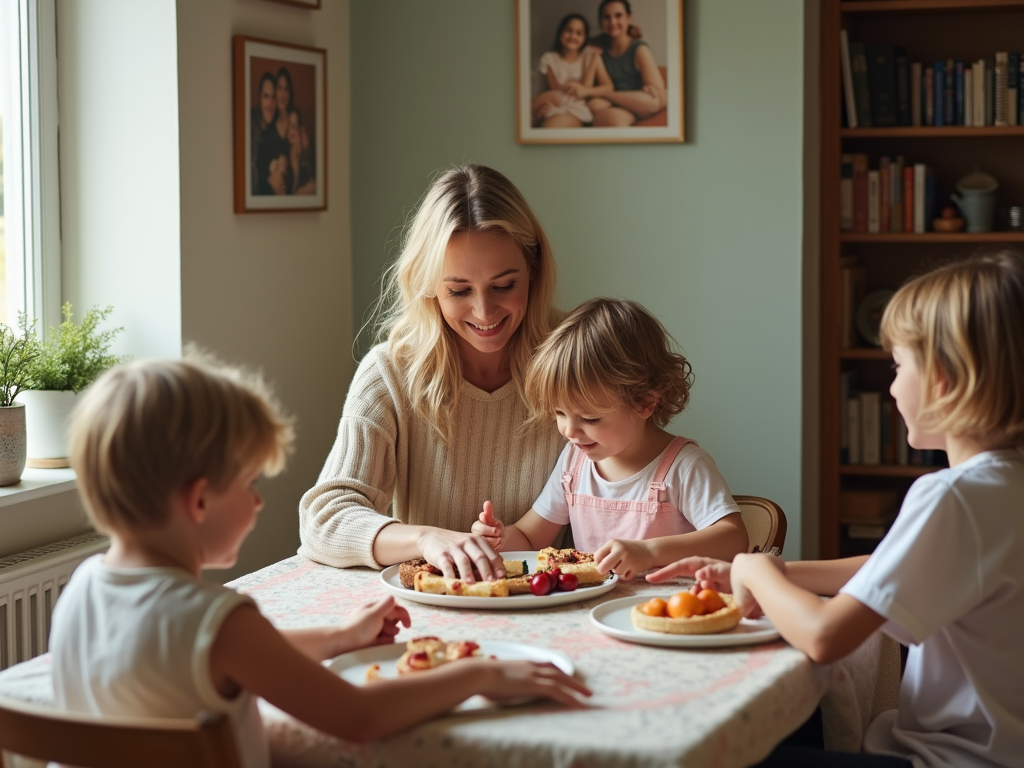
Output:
[[536, 547, 605, 585]]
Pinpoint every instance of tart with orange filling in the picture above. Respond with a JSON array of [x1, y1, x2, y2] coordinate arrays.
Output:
[[631, 589, 742, 635]]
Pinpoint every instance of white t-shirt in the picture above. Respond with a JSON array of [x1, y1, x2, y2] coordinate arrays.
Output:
[[842, 449, 1024, 768], [533, 439, 740, 531], [538, 49, 591, 86], [51, 556, 269, 768]]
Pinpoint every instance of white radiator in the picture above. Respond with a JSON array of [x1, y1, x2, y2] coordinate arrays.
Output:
[[0, 531, 109, 671]]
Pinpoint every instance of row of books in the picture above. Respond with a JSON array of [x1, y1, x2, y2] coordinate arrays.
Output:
[[840, 375, 948, 468], [840, 154, 937, 233], [840, 33, 1024, 128]]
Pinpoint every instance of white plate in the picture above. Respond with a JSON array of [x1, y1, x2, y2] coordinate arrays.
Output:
[[380, 550, 618, 609], [327, 640, 573, 711], [589, 595, 781, 648]]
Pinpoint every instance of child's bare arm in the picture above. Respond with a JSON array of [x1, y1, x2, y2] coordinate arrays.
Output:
[[595, 513, 748, 581], [566, 51, 613, 98], [784, 557, 870, 596], [280, 596, 411, 661], [731, 554, 885, 663], [211, 605, 590, 743]]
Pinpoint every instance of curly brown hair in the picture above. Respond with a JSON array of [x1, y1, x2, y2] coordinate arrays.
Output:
[[523, 297, 693, 427]]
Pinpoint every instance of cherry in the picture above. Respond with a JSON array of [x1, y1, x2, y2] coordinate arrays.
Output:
[[557, 572, 579, 592], [529, 572, 553, 596]]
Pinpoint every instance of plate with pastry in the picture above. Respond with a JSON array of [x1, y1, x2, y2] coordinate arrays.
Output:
[[328, 636, 573, 711], [589, 592, 780, 648], [380, 549, 618, 609]]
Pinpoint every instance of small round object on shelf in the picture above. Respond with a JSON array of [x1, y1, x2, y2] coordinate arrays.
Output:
[[856, 289, 895, 347], [932, 217, 964, 232]]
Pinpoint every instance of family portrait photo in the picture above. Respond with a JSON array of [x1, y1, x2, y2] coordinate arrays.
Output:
[[516, 0, 684, 144], [233, 36, 327, 212]]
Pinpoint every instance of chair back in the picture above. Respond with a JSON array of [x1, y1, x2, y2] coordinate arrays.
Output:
[[734, 495, 788, 555], [0, 695, 243, 768]]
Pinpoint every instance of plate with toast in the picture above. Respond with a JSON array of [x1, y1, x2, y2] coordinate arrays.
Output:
[[590, 595, 780, 648], [380, 549, 618, 609], [328, 638, 573, 711]]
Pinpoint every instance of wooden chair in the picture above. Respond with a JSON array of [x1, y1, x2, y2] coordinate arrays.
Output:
[[734, 495, 788, 556], [0, 695, 243, 768]]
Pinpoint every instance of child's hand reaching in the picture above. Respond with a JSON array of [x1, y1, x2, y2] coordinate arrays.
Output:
[[474, 660, 592, 709], [340, 595, 411, 652], [471, 501, 505, 552], [595, 539, 654, 581]]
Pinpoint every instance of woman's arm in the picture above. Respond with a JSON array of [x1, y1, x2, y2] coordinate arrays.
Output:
[[601, 44, 665, 118], [595, 513, 748, 581], [211, 605, 591, 744]]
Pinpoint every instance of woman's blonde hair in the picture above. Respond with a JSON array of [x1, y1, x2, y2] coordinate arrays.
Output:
[[523, 297, 693, 427], [69, 354, 295, 533], [375, 164, 557, 442], [880, 248, 1024, 447]]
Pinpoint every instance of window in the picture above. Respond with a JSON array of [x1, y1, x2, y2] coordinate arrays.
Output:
[[0, 0, 60, 330]]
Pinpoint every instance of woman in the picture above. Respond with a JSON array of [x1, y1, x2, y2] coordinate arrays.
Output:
[[298, 165, 564, 581], [589, 0, 667, 126]]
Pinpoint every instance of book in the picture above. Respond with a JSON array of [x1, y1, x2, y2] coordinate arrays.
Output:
[[913, 163, 927, 233], [879, 157, 890, 232], [896, 415, 909, 466], [840, 154, 854, 231], [840, 259, 865, 349], [850, 42, 873, 127], [839, 370, 858, 463], [911, 62, 922, 126], [848, 397, 862, 464], [954, 60, 965, 125], [1020, 54, 1024, 125], [867, 170, 881, 233], [973, 60, 986, 127], [891, 155, 904, 232], [881, 400, 895, 464], [839, 29, 858, 128], [1009, 52, 1019, 126], [867, 45, 899, 127], [995, 52, 1009, 126], [924, 66, 935, 125], [945, 58, 954, 125], [964, 69, 973, 127], [896, 52, 911, 126], [853, 153, 869, 232], [903, 164, 915, 233], [925, 166, 937, 231], [933, 61, 945, 127], [861, 391, 881, 465], [986, 61, 995, 125]]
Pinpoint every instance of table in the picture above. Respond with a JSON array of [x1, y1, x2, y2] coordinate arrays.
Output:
[[0, 556, 886, 768]]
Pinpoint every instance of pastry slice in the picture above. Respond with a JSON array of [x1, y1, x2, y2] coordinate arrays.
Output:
[[536, 547, 605, 585], [413, 571, 510, 597]]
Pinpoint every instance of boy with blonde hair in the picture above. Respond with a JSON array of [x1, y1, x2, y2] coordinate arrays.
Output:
[[53, 357, 588, 767]]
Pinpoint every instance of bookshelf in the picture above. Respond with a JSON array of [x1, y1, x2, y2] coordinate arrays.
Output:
[[819, 0, 1024, 558]]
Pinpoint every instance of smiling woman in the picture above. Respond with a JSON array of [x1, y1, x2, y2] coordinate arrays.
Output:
[[298, 165, 566, 580]]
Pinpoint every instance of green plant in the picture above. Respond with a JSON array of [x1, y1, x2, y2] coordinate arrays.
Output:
[[26, 303, 128, 393], [0, 320, 41, 407]]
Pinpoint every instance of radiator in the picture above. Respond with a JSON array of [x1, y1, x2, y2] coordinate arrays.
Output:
[[0, 531, 109, 671]]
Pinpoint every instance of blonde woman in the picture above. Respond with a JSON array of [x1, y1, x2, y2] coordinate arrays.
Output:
[[299, 165, 564, 581]]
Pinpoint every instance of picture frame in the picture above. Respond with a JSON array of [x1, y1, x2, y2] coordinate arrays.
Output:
[[259, 0, 321, 9], [516, 0, 685, 144], [233, 36, 327, 213]]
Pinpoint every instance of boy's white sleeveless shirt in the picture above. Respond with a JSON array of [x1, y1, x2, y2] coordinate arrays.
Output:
[[50, 556, 269, 768], [841, 449, 1024, 768]]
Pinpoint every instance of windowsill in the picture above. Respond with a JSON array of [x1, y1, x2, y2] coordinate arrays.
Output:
[[0, 467, 76, 508]]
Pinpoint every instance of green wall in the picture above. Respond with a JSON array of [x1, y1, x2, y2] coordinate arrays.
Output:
[[350, 0, 806, 556]]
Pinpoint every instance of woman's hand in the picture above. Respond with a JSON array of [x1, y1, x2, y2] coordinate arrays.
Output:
[[418, 527, 504, 582], [337, 596, 411, 653], [474, 660, 591, 708], [471, 501, 505, 552], [595, 539, 654, 581]]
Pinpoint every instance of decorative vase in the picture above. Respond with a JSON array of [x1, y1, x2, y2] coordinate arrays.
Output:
[[0, 403, 27, 486], [15, 389, 78, 468]]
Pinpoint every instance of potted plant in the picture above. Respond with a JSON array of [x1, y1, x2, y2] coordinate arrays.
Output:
[[0, 321, 40, 485], [17, 303, 127, 468]]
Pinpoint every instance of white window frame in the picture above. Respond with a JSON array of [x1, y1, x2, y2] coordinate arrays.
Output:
[[2, 0, 61, 330]]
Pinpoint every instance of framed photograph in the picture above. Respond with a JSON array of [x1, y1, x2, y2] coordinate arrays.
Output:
[[233, 36, 327, 213], [516, 0, 685, 144]]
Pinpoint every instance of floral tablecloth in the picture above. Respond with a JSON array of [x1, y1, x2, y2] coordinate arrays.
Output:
[[0, 555, 884, 768]]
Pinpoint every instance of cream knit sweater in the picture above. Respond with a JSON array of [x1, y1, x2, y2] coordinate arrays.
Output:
[[298, 345, 566, 569]]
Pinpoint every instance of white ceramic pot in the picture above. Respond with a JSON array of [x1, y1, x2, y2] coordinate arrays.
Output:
[[16, 389, 78, 467], [0, 403, 27, 486]]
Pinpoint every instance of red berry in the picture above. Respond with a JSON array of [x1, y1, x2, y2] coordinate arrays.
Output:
[[557, 572, 579, 592], [529, 572, 553, 596]]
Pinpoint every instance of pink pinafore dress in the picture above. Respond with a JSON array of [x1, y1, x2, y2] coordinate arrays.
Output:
[[562, 436, 697, 553]]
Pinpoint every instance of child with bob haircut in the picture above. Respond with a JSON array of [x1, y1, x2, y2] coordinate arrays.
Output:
[[653, 249, 1024, 767], [53, 357, 589, 767], [473, 297, 749, 580]]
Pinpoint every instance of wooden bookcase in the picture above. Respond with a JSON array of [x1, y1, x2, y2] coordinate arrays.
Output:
[[818, 0, 1024, 559]]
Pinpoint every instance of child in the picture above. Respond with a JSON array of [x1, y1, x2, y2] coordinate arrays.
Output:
[[652, 250, 1024, 767], [531, 13, 612, 128], [52, 357, 589, 766], [472, 298, 749, 581]]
